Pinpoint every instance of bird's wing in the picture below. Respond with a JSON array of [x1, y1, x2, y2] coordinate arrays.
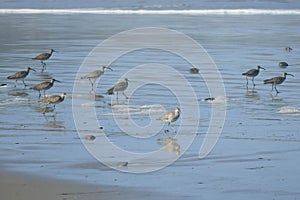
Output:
[[264, 77, 275, 84], [32, 52, 49, 60], [81, 70, 101, 79], [39, 95, 60, 103], [30, 81, 48, 89], [7, 71, 25, 79], [114, 81, 127, 91], [243, 69, 255, 76]]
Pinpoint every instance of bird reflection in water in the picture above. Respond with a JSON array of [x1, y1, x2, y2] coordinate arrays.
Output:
[[157, 137, 180, 156]]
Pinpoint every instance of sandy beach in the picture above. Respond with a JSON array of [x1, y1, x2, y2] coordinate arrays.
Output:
[[0, 169, 182, 200], [1, 1, 300, 199]]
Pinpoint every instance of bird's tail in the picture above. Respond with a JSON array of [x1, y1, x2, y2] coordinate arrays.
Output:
[[242, 72, 247, 76], [106, 87, 114, 95]]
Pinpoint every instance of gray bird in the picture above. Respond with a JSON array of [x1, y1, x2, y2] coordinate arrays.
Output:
[[30, 78, 61, 98], [264, 72, 294, 93], [242, 66, 265, 87], [7, 67, 36, 88], [38, 93, 66, 112], [81, 66, 113, 91], [158, 107, 181, 133], [106, 78, 129, 100], [32, 49, 56, 72]]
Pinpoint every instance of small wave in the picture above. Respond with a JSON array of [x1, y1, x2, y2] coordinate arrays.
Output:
[[0, 97, 29, 108], [277, 106, 300, 116], [1, 9, 300, 15], [103, 104, 165, 116]]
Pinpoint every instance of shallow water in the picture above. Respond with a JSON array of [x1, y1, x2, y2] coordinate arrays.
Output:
[[1, 13, 300, 199]]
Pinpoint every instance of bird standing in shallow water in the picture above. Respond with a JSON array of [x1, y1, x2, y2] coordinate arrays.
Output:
[[81, 66, 113, 92], [242, 66, 265, 87], [38, 93, 66, 113], [158, 107, 180, 133], [106, 78, 129, 100], [264, 72, 294, 94], [30, 78, 61, 98], [7, 67, 36, 88], [32, 49, 56, 72]]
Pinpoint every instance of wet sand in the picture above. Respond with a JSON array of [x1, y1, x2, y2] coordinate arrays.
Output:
[[0, 169, 180, 200]]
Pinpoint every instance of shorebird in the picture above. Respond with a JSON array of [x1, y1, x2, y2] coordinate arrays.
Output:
[[158, 107, 180, 133], [279, 62, 288, 68], [32, 49, 56, 72], [7, 67, 36, 88], [30, 78, 61, 98], [285, 47, 292, 52], [264, 72, 294, 93], [106, 78, 129, 100], [38, 93, 66, 112], [189, 67, 199, 74], [242, 66, 265, 87], [81, 66, 113, 91]]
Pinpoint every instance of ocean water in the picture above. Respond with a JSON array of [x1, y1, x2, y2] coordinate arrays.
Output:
[[1, 3, 300, 199]]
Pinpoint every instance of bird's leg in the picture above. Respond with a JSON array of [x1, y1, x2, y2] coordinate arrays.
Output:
[[170, 123, 177, 134], [116, 92, 119, 101], [275, 85, 280, 93], [38, 91, 41, 98], [41, 61, 46, 72], [43, 104, 49, 114], [246, 77, 248, 86], [123, 92, 128, 99], [88, 79, 94, 92], [22, 80, 27, 88], [14, 80, 17, 88], [164, 123, 170, 134], [93, 79, 96, 91], [271, 84, 274, 92], [252, 77, 255, 87], [43, 90, 46, 97]]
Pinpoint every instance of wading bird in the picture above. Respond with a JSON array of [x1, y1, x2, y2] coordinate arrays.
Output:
[[32, 49, 57, 72], [38, 92, 66, 113], [30, 78, 61, 98], [7, 67, 36, 88], [106, 78, 129, 100], [242, 66, 265, 87], [264, 72, 294, 93], [158, 107, 181, 133], [81, 66, 113, 91]]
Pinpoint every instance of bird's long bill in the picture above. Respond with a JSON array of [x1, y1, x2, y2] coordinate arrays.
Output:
[[30, 67, 37, 72], [53, 50, 58, 53], [55, 80, 62, 83], [261, 67, 266, 70], [287, 73, 294, 77], [105, 66, 113, 71]]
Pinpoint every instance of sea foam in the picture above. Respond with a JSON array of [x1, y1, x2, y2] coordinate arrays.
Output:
[[1, 9, 300, 15]]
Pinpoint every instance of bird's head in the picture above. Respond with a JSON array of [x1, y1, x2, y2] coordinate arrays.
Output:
[[257, 66, 265, 70]]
